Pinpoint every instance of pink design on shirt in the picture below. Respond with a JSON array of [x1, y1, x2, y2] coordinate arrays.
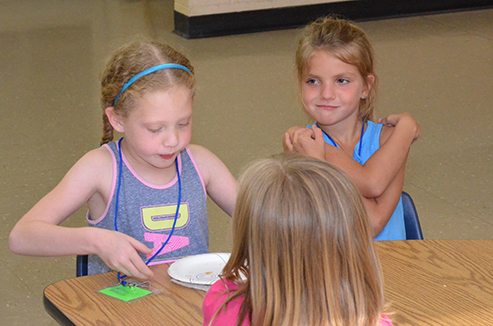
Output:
[[144, 232, 190, 259]]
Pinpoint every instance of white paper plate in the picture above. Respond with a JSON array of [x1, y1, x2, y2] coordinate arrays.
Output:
[[167, 253, 231, 285]]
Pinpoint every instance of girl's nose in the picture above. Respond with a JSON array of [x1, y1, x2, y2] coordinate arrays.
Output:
[[320, 84, 335, 100], [163, 129, 179, 148]]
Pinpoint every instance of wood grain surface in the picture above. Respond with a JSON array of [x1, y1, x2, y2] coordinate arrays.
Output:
[[378, 240, 493, 326], [44, 240, 493, 325], [44, 264, 206, 325]]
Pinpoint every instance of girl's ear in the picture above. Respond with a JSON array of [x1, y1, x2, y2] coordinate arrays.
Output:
[[362, 74, 376, 99], [105, 107, 125, 133]]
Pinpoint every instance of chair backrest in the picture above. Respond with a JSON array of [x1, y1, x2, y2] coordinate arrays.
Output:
[[76, 255, 88, 277], [402, 191, 424, 240]]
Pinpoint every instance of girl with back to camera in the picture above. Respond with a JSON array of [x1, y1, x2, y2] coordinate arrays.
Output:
[[203, 153, 393, 326], [9, 41, 237, 280], [284, 16, 421, 240]]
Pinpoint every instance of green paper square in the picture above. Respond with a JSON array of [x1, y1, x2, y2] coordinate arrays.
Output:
[[99, 284, 153, 302]]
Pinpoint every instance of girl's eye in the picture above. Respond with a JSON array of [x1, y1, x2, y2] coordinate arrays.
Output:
[[148, 128, 162, 133], [337, 78, 350, 85], [178, 121, 190, 128], [305, 78, 319, 86]]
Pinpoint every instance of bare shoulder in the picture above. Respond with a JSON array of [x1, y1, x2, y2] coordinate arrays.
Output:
[[188, 144, 234, 185], [66, 146, 114, 191], [76, 146, 114, 172], [188, 144, 219, 167], [188, 144, 214, 159], [187, 144, 222, 172], [379, 125, 395, 146]]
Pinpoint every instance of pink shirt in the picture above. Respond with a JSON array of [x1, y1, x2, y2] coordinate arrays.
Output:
[[203, 279, 249, 326], [202, 279, 393, 326]]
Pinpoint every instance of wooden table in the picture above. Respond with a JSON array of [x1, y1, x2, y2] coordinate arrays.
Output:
[[44, 240, 493, 326], [378, 240, 493, 325]]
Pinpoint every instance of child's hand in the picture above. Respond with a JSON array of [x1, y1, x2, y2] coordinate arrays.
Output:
[[283, 126, 325, 160], [95, 229, 154, 280], [283, 126, 305, 152], [378, 113, 421, 143]]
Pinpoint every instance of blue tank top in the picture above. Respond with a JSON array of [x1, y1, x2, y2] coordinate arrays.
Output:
[[310, 121, 406, 241], [86, 141, 209, 274]]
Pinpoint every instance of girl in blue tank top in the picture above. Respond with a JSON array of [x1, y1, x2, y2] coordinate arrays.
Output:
[[283, 17, 421, 240], [9, 42, 237, 280]]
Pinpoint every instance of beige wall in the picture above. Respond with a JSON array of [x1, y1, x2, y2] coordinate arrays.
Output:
[[175, 0, 351, 17]]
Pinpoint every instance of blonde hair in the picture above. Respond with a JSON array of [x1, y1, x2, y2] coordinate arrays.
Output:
[[296, 16, 378, 122], [100, 41, 195, 145], [216, 153, 385, 326]]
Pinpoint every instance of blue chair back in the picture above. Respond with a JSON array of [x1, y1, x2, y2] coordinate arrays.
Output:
[[76, 255, 88, 277], [402, 191, 424, 240]]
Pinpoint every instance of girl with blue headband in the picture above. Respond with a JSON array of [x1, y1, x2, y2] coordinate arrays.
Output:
[[284, 17, 421, 241], [9, 41, 237, 281]]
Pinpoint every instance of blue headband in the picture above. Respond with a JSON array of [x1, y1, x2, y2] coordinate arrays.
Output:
[[113, 63, 192, 105]]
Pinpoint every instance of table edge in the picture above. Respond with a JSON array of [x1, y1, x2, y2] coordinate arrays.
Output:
[[44, 285, 76, 326]]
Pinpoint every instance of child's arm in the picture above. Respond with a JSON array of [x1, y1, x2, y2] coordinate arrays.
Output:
[[189, 145, 237, 216], [364, 114, 418, 235], [284, 113, 419, 237], [362, 154, 407, 236], [328, 113, 419, 197], [8, 148, 154, 280], [284, 113, 420, 198], [284, 125, 408, 237]]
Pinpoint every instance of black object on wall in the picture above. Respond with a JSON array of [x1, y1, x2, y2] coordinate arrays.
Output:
[[174, 0, 493, 39]]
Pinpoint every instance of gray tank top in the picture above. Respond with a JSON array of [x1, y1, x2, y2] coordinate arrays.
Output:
[[87, 141, 208, 275]]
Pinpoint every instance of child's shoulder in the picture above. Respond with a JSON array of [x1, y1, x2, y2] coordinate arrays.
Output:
[[187, 144, 223, 167], [188, 144, 213, 158], [58, 146, 114, 199], [71, 145, 114, 176], [187, 145, 236, 215], [81, 145, 114, 165], [205, 279, 241, 305], [362, 121, 392, 147]]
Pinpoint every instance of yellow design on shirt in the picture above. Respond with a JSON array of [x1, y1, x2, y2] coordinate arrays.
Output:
[[142, 203, 189, 231]]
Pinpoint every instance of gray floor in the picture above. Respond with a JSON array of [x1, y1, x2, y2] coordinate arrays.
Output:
[[1, 1, 492, 325]]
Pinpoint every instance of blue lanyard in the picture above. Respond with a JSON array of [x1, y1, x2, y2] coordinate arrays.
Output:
[[315, 120, 365, 158], [114, 138, 182, 285]]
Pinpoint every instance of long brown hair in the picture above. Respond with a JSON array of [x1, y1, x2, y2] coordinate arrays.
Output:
[[296, 16, 378, 122], [214, 153, 385, 326], [99, 41, 195, 145]]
